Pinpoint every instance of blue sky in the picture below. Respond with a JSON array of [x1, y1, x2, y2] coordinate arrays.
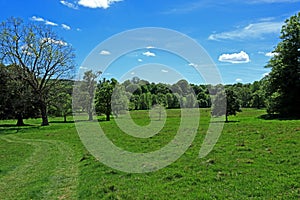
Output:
[[0, 0, 299, 84]]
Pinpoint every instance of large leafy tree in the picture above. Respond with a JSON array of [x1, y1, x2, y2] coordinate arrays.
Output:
[[0, 17, 75, 126], [212, 89, 241, 122], [266, 12, 300, 117], [0, 64, 38, 125], [82, 70, 102, 121], [95, 78, 118, 121]]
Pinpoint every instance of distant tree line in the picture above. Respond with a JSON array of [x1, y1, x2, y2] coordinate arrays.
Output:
[[0, 12, 299, 125]]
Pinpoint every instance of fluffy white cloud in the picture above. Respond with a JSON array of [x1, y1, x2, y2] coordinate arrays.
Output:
[[78, 0, 122, 9], [142, 51, 156, 57], [236, 78, 243, 82], [161, 69, 168, 73], [100, 50, 111, 55], [31, 16, 60, 27], [60, 0, 79, 9], [31, 16, 45, 22], [138, 59, 143, 62], [218, 51, 250, 64], [41, 38, 68, 46], [265, 52, 279, 57], [62, 24, 71, 30], [208, 21, 283, 41], [45, 20, 58, 26]]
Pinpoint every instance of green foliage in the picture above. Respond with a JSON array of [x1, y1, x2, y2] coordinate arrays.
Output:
[[95, 78, 118, 121], [265, 12, 300, 117], [212, 88, 241, 122]]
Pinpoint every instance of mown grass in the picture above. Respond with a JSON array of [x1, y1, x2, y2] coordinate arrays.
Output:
[[0, 108, 299, 199]]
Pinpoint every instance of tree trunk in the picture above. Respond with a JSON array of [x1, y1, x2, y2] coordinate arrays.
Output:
[[106, 112, 110, 121], [16, 113, 25, 126], [225, 114, 228, 123], [64, 114, 67, 123], [40, 102, 49, 126], [88, 112, 93, 121]]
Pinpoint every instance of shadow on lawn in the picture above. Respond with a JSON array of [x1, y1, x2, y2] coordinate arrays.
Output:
[[0, 124, 39, 135], [49, 120, 75, 124], [259, 114, 300, 120]]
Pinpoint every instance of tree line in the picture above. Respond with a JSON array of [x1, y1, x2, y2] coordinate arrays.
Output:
[[0, 12, 299, 125]]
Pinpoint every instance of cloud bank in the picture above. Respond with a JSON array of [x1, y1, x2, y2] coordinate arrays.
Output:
[[209, 21, 283, 41]]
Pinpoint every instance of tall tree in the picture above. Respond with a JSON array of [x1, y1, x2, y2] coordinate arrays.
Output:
[[83, 70, 102, 121], [212, 89, 241, 122], [95, 78, 117, 121], [0, 17, 75, 126], [0, 64, 38, 125], [265, 12, 300, 117]]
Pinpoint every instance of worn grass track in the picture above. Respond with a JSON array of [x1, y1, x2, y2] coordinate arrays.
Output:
[[0, 134, 78, 199]]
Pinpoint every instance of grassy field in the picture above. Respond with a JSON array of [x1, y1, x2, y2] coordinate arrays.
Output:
[[0, 108, 299, 199]]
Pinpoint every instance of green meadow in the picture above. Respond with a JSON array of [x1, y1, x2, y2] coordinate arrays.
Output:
[[0, 108, 299, 199]]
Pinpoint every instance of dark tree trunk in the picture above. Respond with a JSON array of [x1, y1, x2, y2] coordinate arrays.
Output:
[[64, 114, 67, 123], [106, 112, 110, 121], [88, 112, 93, 121], [225, 114, 228, 123], [40, 102, 49, 126], [16, 113, 25, 126]]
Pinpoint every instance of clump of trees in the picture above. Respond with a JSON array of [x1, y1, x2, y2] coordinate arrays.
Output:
[[1, 12, 299, 125]]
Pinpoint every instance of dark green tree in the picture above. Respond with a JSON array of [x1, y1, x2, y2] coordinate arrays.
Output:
[[95, 78, 117, 121], [265, 12, 300, 117], [212, 89, 241, 122]]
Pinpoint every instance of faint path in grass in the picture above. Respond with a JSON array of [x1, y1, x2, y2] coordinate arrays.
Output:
[[0, 135, 78, 199]]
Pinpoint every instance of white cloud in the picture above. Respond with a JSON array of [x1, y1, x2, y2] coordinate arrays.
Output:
[[142, 51, 156, 57], [100, 50, 111, 55], [208, 21, 283, 41], [138, 59, 143, 62], [60, 0, 79, 9], [78, 0, 122, 9], [45, 20, 58, 26], [76, 28, 82, 31], [79, 66, 88, 70], [131, 72, 135, 75], [62, 24, 71, 30], [146, 46, 155, 49], [41, 38, 68, 46], [265, 52, 279, 57], [236, 78, 243, 82], [161, 69, 168, 73], [218, 51, 250, 64], [31, 16, 45, 22], [263, 72, 270, 77], [31, 16, 58, 27], [188, 63, 198, 67]]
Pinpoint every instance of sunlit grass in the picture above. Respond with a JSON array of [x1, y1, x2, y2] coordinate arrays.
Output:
[[0, 109, 299, 199]]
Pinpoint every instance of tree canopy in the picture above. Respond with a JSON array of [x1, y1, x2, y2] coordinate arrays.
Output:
[[265, 12, 300, 117]]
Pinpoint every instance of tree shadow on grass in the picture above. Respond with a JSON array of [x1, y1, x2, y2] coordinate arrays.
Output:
[[49, 120, 75, 124], [0, 124, 39, 135], [259, 114, 300, 120]]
